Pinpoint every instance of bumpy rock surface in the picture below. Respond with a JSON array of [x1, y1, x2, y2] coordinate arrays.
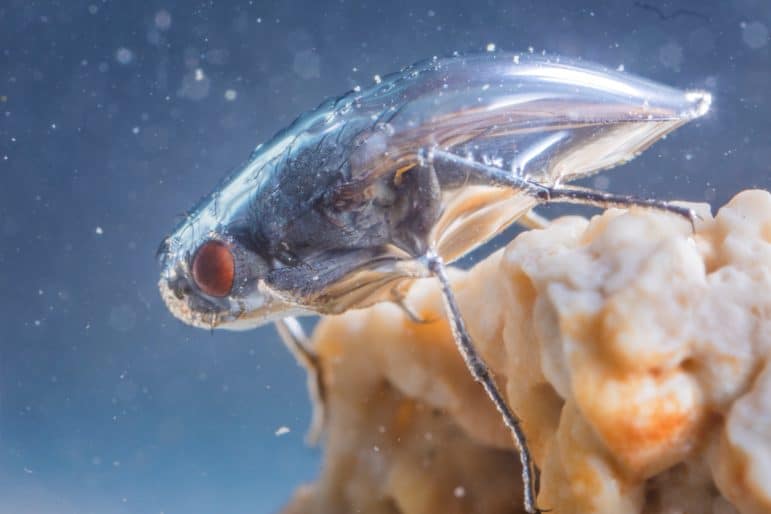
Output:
[[282, 190, 771, 514]]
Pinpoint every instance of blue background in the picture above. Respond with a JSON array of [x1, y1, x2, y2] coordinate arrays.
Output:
[[1, 1, 769, 513]]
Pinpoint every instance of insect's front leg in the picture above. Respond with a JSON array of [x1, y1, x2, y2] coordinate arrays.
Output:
[[274, 317, 326, 445], [421, 251, 543, 514]]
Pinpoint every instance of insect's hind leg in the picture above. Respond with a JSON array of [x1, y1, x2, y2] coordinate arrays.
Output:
[[536, 183, 696, 229], [423, 252, 542, 514], [274, 317, 326, 445], [430, 149, 696, 228]]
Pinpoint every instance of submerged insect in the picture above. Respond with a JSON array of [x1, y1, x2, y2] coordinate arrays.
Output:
[[158, 53, 711, 513]]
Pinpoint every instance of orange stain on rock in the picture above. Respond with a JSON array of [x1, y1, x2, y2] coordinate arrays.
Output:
[[391, 398, 417, 437], [582, 378, 701, 476], [404, 307, 454, 347]]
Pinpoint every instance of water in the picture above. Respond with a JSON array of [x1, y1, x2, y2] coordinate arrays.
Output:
[[1, 1, 769, 513]]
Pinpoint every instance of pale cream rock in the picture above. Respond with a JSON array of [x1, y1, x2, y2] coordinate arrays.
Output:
[[282, 190, 771, 514], [713, 360, 771, 514]]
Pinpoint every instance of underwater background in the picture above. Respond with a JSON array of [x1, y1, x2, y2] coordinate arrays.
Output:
[[1, 0, 769, 513]]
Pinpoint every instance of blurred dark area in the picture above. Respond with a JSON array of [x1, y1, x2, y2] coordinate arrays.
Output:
[[0, 0, 769, 512]]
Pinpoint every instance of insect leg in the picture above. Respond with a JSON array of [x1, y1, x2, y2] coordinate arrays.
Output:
[[423, 251, 542, 514], [430, 149, 695, 228], [430, 148, 544, 192], [274, 317, 326, 445], [533, 183, 697, 229], [518, 209, 550, 230], [389, 286, 437, 324]]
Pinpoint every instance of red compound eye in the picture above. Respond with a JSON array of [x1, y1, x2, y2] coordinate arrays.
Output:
[[191, 240, 235, 297]]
